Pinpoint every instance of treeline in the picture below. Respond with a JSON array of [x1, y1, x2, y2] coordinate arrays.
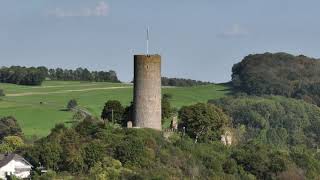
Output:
[[0, 66, 120, 86], [0, 66, 211, 87], [0, 66, 46, 86], [162, 77, 212, 87], [232, 52, 320, 106], [48, 68, 120, 82]]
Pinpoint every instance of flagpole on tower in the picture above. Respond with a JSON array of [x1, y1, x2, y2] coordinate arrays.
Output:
[[146, 26, 149, 55]]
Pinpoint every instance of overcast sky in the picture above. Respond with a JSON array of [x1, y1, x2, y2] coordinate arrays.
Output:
[[1, 0, 320, 82]]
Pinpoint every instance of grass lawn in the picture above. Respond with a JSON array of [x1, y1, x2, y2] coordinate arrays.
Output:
[[0, 81, 230, 137]]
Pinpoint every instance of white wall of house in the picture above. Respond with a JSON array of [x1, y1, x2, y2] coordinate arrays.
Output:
[[0, 159, 32, 179]]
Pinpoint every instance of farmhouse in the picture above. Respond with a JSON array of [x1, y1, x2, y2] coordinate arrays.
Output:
[[0, 153, 32, 179]]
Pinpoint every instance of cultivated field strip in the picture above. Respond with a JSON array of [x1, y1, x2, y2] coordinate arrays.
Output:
[[6, 86, 132, 97]]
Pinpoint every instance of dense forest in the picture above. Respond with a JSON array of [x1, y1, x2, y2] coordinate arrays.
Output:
[[0, 66, 210, 87], [211, 95, 320, 148], [1, 95, 319, 179], [161, 77, 212, 87], [232, 52, 320, 106], [0, 66, 120, 86], [19, 117, 317, 179], [1, 96, 318, 179]]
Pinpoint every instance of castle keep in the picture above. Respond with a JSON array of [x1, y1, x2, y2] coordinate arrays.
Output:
[[133, 54, 162, 130]]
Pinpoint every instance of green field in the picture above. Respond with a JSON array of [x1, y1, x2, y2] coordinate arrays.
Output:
[[0, 81, 230, 137]]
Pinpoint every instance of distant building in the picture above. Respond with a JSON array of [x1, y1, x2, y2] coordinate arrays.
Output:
[[0, 153, 32, 179]]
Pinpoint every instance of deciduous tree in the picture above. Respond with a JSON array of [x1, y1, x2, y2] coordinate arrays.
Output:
[[179, 103, 230, 142], [101, 100, 124, 124], [67, 99, 78, 111]]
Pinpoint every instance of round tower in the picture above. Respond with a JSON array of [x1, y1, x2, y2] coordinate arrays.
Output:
[[133, 54, 162, 130]]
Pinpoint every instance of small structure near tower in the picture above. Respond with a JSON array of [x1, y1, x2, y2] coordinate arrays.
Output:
[[170, 116, 178, 131], [127, 121, 133, 128], [133, 54, 162, 130], [221, 130, 233, 146]]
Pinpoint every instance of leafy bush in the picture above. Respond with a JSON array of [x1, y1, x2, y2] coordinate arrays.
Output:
[[231, 142, 291, 179], [0, 89, 4, 96], [101, 100, 124, 124], [0, 116, 23, 140], [122, 102, 133, 126], [72, 110, 86, 121], [89, 156, 133, 179], [115, 135, 146, 167], [67, 99, 78, 111], [0, 136, 24, 153], [179, 103, 230, 143], [162, 93, 173, 122]]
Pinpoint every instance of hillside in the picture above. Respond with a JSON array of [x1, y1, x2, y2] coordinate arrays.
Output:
[[211, 95, 320, 147], [0, 81, 230, 137], [232, 52, 320, 106]]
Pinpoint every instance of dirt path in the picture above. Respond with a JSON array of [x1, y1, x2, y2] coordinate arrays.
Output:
[[19, 83, 102, 89], [6, 86, 131, 97]]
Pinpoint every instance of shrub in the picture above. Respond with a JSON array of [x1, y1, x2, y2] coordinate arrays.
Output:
[[3, 136, 24, 150], [179, 103, 230, 143], [115, 136, 146, 167], [67, 99, 78, 111], [0, 89, 4, 96], [101, 100, 124, 124], [162, 94, 173, 122], [0, 116, 22, 139], [72, 111, 86, 121]]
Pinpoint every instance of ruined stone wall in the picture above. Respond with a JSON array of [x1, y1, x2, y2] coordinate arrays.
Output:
[[133, 54, 162, 130]]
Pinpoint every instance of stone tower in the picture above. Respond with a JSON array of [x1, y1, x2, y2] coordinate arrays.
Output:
[[133, 54, 162, 130]]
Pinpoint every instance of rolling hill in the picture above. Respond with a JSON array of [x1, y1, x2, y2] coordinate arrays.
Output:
[[0, 81, 230, 137]]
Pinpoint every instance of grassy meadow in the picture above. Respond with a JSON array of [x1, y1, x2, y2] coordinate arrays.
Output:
[[0, 81, 230, 137]]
